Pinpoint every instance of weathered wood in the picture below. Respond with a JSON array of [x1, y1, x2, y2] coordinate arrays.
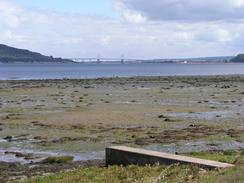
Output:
[[106, 146, 234, 169]]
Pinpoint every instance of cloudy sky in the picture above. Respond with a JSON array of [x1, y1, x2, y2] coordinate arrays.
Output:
[[0, 0, 244, 59]]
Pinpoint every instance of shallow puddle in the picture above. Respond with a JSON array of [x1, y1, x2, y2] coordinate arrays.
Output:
[[164, 110, 242, 120], [0, 147, 104, 164]]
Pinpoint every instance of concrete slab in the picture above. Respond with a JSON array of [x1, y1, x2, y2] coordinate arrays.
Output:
[[106, 146, 234, 169]]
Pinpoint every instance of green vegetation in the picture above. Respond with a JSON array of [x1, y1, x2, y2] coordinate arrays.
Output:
[[231, 54, 244, 62], [188, 150, 241, 164], [18, 164, 201, 183], [19, 151, 244, 183], [0, 44, 72, 63]]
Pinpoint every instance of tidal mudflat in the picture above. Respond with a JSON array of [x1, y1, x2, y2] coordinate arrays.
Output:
[[0, 75, 244, 182]]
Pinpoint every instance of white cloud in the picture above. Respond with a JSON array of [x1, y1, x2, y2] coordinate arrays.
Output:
[[120, 0, 244, 21], [0, 0, 22, 28], [99, 35, 112, 45], [0, 0, 243, 59], [122, 11, 147, 23], [195, 29, 233, 43], [233, 0, 244, 8]]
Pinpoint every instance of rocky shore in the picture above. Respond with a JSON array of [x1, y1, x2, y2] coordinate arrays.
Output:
[[0, 75, 244, 182]]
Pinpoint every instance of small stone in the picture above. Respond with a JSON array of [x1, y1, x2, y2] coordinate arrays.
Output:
[[158, 115, 166, 119], [3, 136, 13, 141]]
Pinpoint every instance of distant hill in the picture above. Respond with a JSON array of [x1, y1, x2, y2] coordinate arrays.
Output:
[[137, 56, 233, 64], [231, 54, 244, 63], [0, 44, 73, 63]]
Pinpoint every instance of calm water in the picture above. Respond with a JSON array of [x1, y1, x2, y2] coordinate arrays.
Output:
[[1, 62, 244, 80]]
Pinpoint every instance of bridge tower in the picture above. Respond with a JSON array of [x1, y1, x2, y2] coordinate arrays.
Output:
[[121, 54, 125, 64], [97, 54, 101, 64]]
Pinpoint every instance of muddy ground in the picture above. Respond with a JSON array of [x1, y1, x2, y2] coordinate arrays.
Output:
[[0, 75, 244, 182], [0, 159, 104, 183]]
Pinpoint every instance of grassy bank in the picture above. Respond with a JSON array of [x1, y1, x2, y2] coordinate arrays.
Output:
[[20, 150, 244, 183]]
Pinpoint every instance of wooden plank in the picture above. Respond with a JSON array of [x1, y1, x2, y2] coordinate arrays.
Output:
[[106, 146, 234, 169]]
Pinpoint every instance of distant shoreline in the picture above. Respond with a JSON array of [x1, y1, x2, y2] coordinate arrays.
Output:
[[1, 74, 244, 82], [0, 61, 242, 64]]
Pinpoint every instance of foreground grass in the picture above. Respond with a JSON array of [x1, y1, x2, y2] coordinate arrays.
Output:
[[20, 151, 244, 183], [20, 165, 201, 183]]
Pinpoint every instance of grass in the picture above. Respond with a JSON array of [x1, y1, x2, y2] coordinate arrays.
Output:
[[20, 164, 200, 183], [188, 150, 241, 164], [197, 166, 244, 183], [19, 151, 244, 183]]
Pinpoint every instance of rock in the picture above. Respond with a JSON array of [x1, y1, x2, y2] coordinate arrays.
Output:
[[3, 136, 13, 141], [221, 85, 230, 89], [164, 118, 174, 122], [5, 115, 10, 119], [41, 156, 74, 164], [207, 143, 218, 147], [158, 115, 166, 119], [149, 135, 155, 139], [5, 151, 25, 158], [135, 138, 148, 145], [34, 136, 47, 140], [4, 151, 38, 160]]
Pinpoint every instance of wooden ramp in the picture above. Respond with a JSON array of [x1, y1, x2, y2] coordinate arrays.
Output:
[[106, 146, 234, 169]]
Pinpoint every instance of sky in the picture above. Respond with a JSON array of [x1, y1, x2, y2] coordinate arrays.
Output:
[[12, 0, 119, 17], [0, 0, 244, 59]]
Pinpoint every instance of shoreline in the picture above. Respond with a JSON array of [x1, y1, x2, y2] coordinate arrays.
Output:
[[1, 74, 244, 82]]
